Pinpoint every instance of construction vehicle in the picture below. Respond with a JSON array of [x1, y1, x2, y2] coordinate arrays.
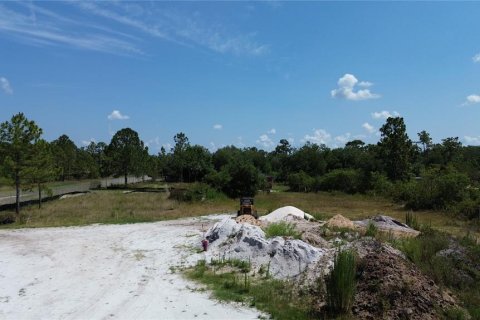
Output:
[[237, 197, 258, 219]]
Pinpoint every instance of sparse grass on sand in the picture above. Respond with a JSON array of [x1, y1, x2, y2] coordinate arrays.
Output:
[[1, 185, 479, 240]]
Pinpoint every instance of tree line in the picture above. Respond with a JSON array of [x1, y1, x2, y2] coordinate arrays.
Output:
[[2, 113, 480, 220]]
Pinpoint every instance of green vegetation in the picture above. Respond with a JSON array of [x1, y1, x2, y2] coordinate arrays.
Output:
[[185, 259, 315, 320], [264, 221, 301, 239], [107, 128, 148, 186], [405, 211, 419, 230], [395, 230, 480, 319], [0, 113, 42, 217], [3, 112, 480, 226], [364, 221, 378, 237], [326, 249, 357, 316]]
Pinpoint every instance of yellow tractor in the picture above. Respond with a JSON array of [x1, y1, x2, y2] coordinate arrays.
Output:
[[237, 197, 258, 219]]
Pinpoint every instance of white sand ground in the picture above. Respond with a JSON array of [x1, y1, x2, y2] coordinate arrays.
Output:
[[0, 215, 261, 320]]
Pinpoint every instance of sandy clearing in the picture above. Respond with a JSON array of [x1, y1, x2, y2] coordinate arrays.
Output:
[[0, 215, 261, 320]]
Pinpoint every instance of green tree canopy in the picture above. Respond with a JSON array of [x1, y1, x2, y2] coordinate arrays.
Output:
[[0, 113, 42, 216], [378, 117, 414, 181], [107, 128, 146, 185]]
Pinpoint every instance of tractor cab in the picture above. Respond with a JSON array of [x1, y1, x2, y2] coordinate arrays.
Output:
[[237, 197, 258, 219]]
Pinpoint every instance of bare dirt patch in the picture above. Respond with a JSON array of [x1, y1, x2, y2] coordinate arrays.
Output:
[[0, 215, 261, 319]]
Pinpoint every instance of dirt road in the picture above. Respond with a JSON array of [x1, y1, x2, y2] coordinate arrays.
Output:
[[0, 215, 260, 319]]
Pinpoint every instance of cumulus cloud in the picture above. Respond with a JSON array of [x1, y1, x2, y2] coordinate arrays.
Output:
[[473, 53, 480, 63], [0, 77, 13, 94], [213, 124, 222, 130], [268, 128, 276, 134], [331, 74, 380, 101], [462, 94, 480, 106], [256, 134, 274, 148], [371, 110, 400, 120], [362, 122, 376, 134], [302, 129, 331, 145], [108, 110, 129, 120], [334, 133, 351, 145], [464, 136, 480, 145]]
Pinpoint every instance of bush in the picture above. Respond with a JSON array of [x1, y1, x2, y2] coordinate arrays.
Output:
[[264, 221, 301, 239], [326, 249, 357, 315], [393, 168, 470, 211], [287, 171, 314, 192], [169, 183, 226, 202], [317, 169, 361, 194]]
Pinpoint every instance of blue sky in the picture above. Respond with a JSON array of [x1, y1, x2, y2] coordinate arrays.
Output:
[[1, 1, 480, 153]]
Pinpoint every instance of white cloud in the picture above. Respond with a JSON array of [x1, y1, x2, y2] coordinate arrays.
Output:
[[81, 138, 96, 146], [162, 143, 172, 152], [334, 133, 351, 145], [75, 2, 268, 56], [473, 53, 480, 63], [358, 81, 373, 88], [209, 142, 217, 152], [362, 122, 376, 134], [464, 136, 480, 145], [302, 129, 331, 145], [145, 137, 162, 150], [0, 77, 13, 94], [462, 94, 480, 106], [236, 136, 245, 148], [331, 73, 380, 101], [256, 134, 274, 148], [213, 124, 222, 130], [371, 110, 400, 120], [0, 4, 142, 56], [108, 110, 130, 120], [268, 128, 276, 134]]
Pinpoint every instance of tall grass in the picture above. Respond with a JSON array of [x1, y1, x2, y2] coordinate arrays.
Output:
[[365, 221, 378, 237], [264, 221, 301, 239], [405, 211, 419, 230], [326, 249, 357, 315]]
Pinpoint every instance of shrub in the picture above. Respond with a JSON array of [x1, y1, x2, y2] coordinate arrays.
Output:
[[287, 171, 314, 192], [317, 169, 361, 194], [326, 249, 357, 315], [392, 168, 470, 211], [264, 221, 301, 239], [169, 183, 226, 202]]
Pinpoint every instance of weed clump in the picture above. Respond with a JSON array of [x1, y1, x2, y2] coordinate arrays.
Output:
[[365, 221, 378, 237], [264, 221, 301, 239], [405, 211, 419, 230], [326, 249, 357, 315]]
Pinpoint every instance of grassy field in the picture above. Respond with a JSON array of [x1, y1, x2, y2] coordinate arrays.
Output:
[[1, 185, 479, 240]]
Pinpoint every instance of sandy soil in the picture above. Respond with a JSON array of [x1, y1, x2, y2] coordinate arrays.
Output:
[[0, 215, 261, 320]]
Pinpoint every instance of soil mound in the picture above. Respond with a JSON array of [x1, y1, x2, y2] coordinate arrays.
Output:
[[235, 214, 263, 226], [205, 217, 328, 279], [325, 214, 355, 230], [352, 239, 458, 320]]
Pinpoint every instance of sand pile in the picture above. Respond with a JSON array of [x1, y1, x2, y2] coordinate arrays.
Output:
[[205, 217, 328, 279], [325, 214, 355, 230], [235, 214, 263, 226], [259, 206, 314, 223]]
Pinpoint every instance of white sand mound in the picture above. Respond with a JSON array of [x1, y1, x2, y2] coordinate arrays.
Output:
[[259, 206, 313, 223], [205, 217, 328, 279]]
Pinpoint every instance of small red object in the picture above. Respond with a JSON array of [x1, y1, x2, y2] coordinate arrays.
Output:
[[201, 239, 209, 251]]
